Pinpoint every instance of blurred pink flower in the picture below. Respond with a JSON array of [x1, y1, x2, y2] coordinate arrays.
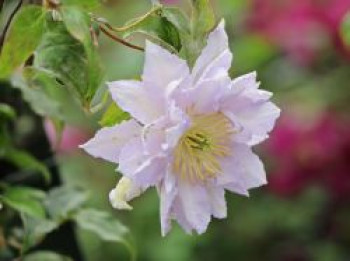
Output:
[[265, 113, 350, 199], [44, 119, 90, 153], [249, 0, 350, 64]]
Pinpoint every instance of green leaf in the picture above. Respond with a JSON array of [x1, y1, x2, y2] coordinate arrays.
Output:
[[161, 7, 191, 35], [44, 186, 89, 221], [60, 0, 100, 10], [2, 148, 51, 184], [341, 12, 350, 47], [24, 251, 73, 261], [61, 6, 91, 45], [12, 67, 69, 148], [74, 208, 129, 243], [191, 0, 215, 38], [1, 187, 46, 218], [0, 103, 16, 120], [21, 215, 58, 253], [179, 0, 215, 65], [12, 67, 86, 126], [99, 103, 130, 127], [0, 6, 46, 79], [12, 68, 66, 121], [123, 14, 182, 52], [35, 21, 103, 107], [61, 6, 104, 107]]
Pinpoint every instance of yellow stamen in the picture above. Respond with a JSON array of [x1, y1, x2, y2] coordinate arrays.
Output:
[[172, 113, 233, 183]]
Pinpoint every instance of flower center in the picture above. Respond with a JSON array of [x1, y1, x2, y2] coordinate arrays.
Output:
[[173, 113, 234, 183]]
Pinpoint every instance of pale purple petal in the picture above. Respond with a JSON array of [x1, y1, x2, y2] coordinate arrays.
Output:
[[221, 72, 280, 145], [185, 70, 231, 114], [177, 180, 211, 234], [229, 72, 273, 102], [192, 20, 232, 83], [108, 80, 162, 125], [159, 169, 197, 236], [159, 168, 178, 236], [206, 185, 227, 219], [165, 102, 190, 149], [172, 196, 194, 234], [143, 41, 190, 89], [218, 142, 267, 194], [118, 136, 167, 188], [79, 119, 141, 163]]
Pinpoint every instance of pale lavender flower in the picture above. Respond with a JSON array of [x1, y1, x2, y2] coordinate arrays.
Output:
[[81, 20, 280, 235]]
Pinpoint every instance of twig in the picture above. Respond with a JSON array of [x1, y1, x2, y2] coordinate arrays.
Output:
[[93, 5, 161, 33], [0, 0, 23, 55], [99, 26, 144, 52]]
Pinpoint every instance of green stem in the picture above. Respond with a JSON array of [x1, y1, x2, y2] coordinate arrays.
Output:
[[99, 25, 144, 52], [94, 5, 162, 33], [121, 240, 137, 261], [0, 0, 23, 55]]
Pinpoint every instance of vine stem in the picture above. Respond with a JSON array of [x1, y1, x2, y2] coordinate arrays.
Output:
[[94, 4, 161, 33], [99, 26, 144, 52], [0, 0, 23, 55]]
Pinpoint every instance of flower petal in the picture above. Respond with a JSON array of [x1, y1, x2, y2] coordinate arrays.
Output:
[[185, 70, 231, 114], [206, 185, 227, 219], [143, 41, 190, 89], [118, 136, 166, 188], [192, 20, 233, 83], [79, 119, 141, 163], [108, 80, 162, 125], [177, 180, 211, 234], [218, 142, 267, 194], [109, 177, 145, 210], [159, 169, 178, 236], [222, 72, 280, 145], [172, 196, 194, 234], [165, 102, 190, 149]]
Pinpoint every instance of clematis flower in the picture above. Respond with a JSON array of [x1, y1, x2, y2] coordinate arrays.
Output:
[[81, 21, 280, 235]]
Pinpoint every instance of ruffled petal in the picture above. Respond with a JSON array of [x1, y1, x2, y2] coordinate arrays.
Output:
[[192, 20, 232, 83], [177, 180, 211, 234], [172, 196, 194, 234], [184, 70, 231, 114], [218, 142, 267, 194], [165, 102, 190, 149], [159, 169, 178, 236], [221, 72, 280, 145], [108, 80, 162, 125], [143, 41, 190, 89], [109, 177, 145, 210], [79, 119, 141, 163], [206, 185, 227, 219], [118, 136, 167, 188]]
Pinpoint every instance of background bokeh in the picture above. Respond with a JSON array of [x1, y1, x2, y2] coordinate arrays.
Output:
[[2, 0, 350, 260]]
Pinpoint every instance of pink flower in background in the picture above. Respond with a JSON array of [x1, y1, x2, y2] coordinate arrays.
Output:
[[249, 0, 350, 64], [265, 113, 350, 199], [81, 21, 280, 235], [44, 119, 90, 154]]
